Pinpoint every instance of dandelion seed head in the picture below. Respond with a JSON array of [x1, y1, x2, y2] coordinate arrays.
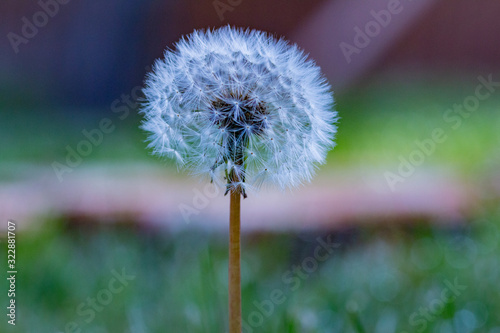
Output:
[[141, 26, 338, 194]]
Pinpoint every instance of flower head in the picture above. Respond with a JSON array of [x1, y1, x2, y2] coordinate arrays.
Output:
[[141, 26, 338, 197]]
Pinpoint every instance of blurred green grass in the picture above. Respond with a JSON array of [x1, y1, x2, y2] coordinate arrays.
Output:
[[1, 210, 500, 332], [330, 75, 500, 175]]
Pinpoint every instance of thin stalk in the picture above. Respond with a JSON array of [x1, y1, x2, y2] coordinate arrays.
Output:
[[347, 308, 366, 333], [229, 189, 241, 333]]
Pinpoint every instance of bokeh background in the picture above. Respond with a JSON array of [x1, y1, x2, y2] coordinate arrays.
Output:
[[1, 0, 500, 332]]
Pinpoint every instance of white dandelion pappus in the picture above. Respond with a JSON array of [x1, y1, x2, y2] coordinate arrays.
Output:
[[141, 26, 338, 197]]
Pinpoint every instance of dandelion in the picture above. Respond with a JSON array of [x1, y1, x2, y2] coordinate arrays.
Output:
[[141, 26, 338, 332]]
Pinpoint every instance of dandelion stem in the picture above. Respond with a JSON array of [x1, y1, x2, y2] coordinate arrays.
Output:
[[229, 188, 241, 333]]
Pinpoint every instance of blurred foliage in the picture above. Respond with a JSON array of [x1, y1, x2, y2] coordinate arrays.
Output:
[[330, 74, 500, 176], [1, 209, 500, 332]]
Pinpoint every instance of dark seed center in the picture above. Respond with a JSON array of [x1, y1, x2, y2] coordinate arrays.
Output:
[[210, 95, 267, 135]]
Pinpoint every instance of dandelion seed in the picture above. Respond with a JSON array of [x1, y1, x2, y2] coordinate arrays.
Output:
[[141, 26, 338, 196]]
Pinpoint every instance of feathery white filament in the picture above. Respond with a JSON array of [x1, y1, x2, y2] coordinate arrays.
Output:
[[141, 26, 338, 195]]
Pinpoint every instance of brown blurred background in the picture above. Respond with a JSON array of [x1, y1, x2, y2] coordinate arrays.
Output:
[[2, 0, 500, 107]]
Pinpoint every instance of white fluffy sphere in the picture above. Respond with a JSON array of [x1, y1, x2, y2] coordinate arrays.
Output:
[[141, 26, 338, 196]]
